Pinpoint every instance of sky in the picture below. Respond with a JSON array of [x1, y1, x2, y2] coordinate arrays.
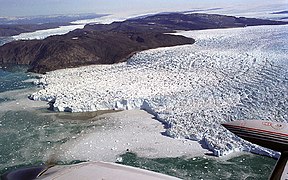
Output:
[[0, 0, 287, 17]]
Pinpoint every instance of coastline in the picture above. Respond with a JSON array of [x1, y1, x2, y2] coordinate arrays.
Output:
[[0, 86, 209, 161], [30, 24, 288, 158], [1, 24, 285, 178], [0, 87, 247, 161], [2, 13, 287, 74], [0, 5, 287, 179], [0, 87, 212, 176], [0, 87, 48, 113]]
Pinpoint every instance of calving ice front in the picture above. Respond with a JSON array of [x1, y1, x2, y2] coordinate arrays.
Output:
[[31, 24, 288, 158], [0, 0, 287, 179]]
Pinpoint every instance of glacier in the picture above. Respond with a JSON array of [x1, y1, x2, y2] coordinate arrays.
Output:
[[11, 13, 127, 41], [12, 24, 85, 40], [11, 13, 158, 41], [31, 25, 288, 157]]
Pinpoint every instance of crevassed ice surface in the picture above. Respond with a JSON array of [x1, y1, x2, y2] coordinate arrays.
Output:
[[32, 25, 288, 156]]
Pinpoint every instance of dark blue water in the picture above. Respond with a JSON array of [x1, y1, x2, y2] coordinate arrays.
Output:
[[0, 65, 37, 93]]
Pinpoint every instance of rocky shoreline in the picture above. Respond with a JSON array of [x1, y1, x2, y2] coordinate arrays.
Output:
[[0, 13, 287, 74]]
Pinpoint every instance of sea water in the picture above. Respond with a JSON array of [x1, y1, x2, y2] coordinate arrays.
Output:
[[0, 69, 277, 179], [118, 152, 275, 179], [0, 110, 276, 179], [0, 65, 36, 93], [1, 25, 286, 179], [0, 75, 278, 178], [0, 110, 106, 175], [0, 65, 38, 105]]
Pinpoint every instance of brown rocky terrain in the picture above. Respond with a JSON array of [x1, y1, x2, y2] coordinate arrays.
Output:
[[0, 31, 194, 73], [0, 13, 287, 74]]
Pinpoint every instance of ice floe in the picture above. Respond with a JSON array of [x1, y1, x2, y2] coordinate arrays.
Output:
[[31, 25, 288, 157]]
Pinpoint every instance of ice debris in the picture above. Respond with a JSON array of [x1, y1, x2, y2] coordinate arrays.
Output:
[[30, 25, 288, 157]]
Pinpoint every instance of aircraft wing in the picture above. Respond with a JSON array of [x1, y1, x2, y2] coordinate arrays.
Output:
[[222, 120, 288, 180]]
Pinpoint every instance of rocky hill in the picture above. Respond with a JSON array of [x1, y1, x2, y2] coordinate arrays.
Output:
[[0, 13, 287, 74]]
